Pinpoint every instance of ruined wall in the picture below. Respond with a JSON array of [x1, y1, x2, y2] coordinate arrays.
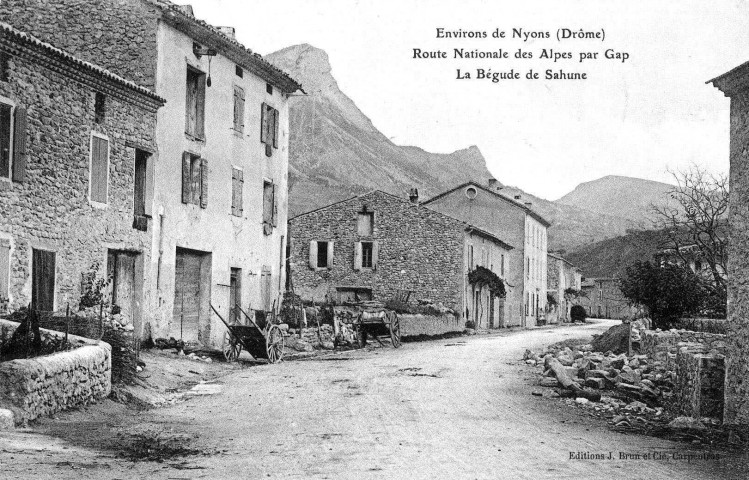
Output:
[[289, 191, 465, 312], [725, 91, 749, 425], [0, 0, 161, 88], [0, 319, 111, 425], [674, 347, 725, 420], [0, 48, 157, 314], [641, 329, 727, 360]]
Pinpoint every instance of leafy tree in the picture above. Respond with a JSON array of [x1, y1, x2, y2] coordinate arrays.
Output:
[[619, 261, 706, 329]]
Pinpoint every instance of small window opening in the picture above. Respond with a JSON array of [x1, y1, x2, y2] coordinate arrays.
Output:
[[361, 242, 374, 268], [316, 241, 328, 268], [266, 83, 273, 95], [94, 92, 106, 124], [235, 65, 243, 78]]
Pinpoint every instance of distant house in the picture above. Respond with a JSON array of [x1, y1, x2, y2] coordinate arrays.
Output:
[[422, 180, 550, 327], [288, 190, 513, 329], [546, 253, 581, 323], [0, 23, 164, 320], [655, 243, 727, 282], [577, 277, 632, 320]]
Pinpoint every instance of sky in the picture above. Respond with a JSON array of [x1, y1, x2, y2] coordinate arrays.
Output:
[[190, 0, 749, 200]]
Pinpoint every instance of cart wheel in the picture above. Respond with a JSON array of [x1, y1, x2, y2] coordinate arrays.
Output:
[[357, 325, 367, 348], [266, 325, 285, 364], [223, 330, 242, 362], [389, 313, 402, 348]]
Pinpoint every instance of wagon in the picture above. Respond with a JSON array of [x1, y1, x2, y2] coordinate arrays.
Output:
[[335, 302, 402, 348], [211, 304, 285, 363]]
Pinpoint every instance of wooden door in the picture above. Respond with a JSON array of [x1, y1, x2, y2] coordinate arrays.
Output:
[[229, 268, 241, 324], [173, 250, 202, 342], [31, 249, 55, 312]]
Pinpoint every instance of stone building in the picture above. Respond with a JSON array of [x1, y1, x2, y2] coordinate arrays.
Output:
[[1, 1, 304, 347], [288, 190, 513, 328], [709, 60, 749, 425], [546, 253, 581, 323], [0, 23, 163, 330], [423, 180, 550, 327], [577, 277, 632, 320]]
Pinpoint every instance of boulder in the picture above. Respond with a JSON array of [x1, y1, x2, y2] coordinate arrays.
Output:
[[585, 378, 605, 389], [538, 377, 559, 387], [668, 417, 707, 431]]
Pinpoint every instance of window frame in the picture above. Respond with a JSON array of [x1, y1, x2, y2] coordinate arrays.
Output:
[[0, 96, 14, 182], [316, 241, 329, 269], [361, 241, 374, 269], [185, 65, 206, 139], [88, 131, 110, 207], [357, 211, 374, 236]]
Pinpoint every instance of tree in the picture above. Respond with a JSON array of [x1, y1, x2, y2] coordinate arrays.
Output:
[[619, 261, 707, 329], [650, 166, 728, 317]]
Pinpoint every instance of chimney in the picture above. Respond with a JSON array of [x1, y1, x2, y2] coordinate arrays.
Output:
[[217, 26, 236, 39], [487, 178, 497, 188], [408, 188, 419, 204], [175, 5, 194, 17]]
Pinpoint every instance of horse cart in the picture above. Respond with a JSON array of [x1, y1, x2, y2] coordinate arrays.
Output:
[[211, 304, 285, 363], [334, 302, 402, 348]]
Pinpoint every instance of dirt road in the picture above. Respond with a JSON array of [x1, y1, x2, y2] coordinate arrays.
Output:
[[1, 320, 745, 479]]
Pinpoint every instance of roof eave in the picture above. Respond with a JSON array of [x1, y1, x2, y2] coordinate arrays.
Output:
[[707, 61, 749, 97]]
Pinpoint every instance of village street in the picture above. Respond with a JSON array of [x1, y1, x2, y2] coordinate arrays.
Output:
[[1, 320, 745, 480]]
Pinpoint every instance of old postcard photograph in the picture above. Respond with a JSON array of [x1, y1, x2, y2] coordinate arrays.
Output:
[[0, 0, 748, 478]]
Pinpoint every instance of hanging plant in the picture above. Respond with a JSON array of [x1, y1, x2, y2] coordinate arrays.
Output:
[[468, 266, 506, 298]]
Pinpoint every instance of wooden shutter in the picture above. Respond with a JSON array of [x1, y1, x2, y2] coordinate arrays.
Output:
[[233, 86, 245, 132], [353, 242, 362, 271], [12, 107, 26, 182], [196, 74, 205, 138], [199, 158, 208, 209], [272, 108, 279, 149], [271, 183, 278, 227], [90, 136, 108, 203], [181, 152, 191, 204], [134, 151, 147, 216], [327, 242, 334, 269], [309, 241, 317, 269], [231, 168, 238, 216], [0, 240, 9, 303], [185, 70, 196, 135], [32, 249, 55, 312], [237, 169, 243, 214], [260, 103, 268, 144], [372, 241, 379, 270]]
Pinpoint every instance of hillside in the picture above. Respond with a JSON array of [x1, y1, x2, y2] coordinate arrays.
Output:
[[265, 44, 494, 217], [557, 175, 674, 225]]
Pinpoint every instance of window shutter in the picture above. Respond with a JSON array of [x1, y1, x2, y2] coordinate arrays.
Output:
[[372, 241, 379, 270], [231, 168, 238, 216], [272, 108, 279, 149], [181, 152, 191, 204], [271, 183, 278, 227], [327, 241, 334, 269], [260, 103, 268, 144], [308, 241, 317, 269], [145, 153, 154, 216], [12, 107, 26, 182], [238, 88, 245, 131], [353, 242, 362, 271], [196, 76, 205, 138], [0, 241, 9, 303], [199, 158, 208, 209], [237, 169, 243, 214]]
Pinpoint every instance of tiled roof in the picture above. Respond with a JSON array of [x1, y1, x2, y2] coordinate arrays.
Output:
[[0, 21, 164, 104]]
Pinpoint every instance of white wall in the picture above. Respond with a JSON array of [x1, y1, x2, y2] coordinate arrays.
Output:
[[523, 216, 547, 326]]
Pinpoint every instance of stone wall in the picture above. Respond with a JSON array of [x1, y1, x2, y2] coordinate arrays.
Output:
[[399, 313, 461, 337], [0, 33, 158, 320], [0, 319, 111, 425], [289, 191, 466, 312], [0, 0, 161, 88], [641, 329, 727, 360], [674, 346, 725, 419]]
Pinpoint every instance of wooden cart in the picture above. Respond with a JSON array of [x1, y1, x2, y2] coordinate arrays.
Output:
[[335, 302, 401, 348], [211, 304, 285, 363]]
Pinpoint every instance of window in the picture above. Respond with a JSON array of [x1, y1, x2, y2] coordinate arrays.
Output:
[[266, 83, 273, 95], [262, 180, 277, 234], [500, 254, 505, 277], [94, 92, 106, 124], [357, 212, 374, 236], [235, 65, 243, 78], [0, 238, 9, 312], [185, 66, 206, 138], [354, 241, 379, 270], [0, 52, 9, 82], [260, 103, 279, 156], [233, 86, 245, 133], [89, 134, 109, 204], [526, 257, 530, 279], [0, 102, 26, 182], [231, 167, 244, 216], [465, 186, 477, 199], [0, 102, 10, 179], [309, 241, 333, 269], [133, 149, 150, 230], [362, 242, 374, 268], [31, 248, 55, 312], [181, 152, 207, 208]]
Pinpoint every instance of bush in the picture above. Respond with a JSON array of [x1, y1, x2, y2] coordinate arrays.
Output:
[[619, 261, 707, 330], [570, 305, 587, 322], [465, 320, 476, 330]]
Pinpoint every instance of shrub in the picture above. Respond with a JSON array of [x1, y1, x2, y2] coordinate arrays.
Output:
[[570, 305, 587, 322]]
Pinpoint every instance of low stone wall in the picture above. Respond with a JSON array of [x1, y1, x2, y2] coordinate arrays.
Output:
[[399, 313, 461, 337], [674, 318, 727, 334], [674, 346, 725, 419], [0, 319, 111, 425], [641, 329, 727, 360]]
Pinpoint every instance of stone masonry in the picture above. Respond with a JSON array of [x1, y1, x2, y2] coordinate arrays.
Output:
[[289, 191, 466, 312], [0, 24, 163, 314]]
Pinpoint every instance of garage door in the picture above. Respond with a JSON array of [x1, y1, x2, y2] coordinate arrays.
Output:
[[173, 250, 202, 342]]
